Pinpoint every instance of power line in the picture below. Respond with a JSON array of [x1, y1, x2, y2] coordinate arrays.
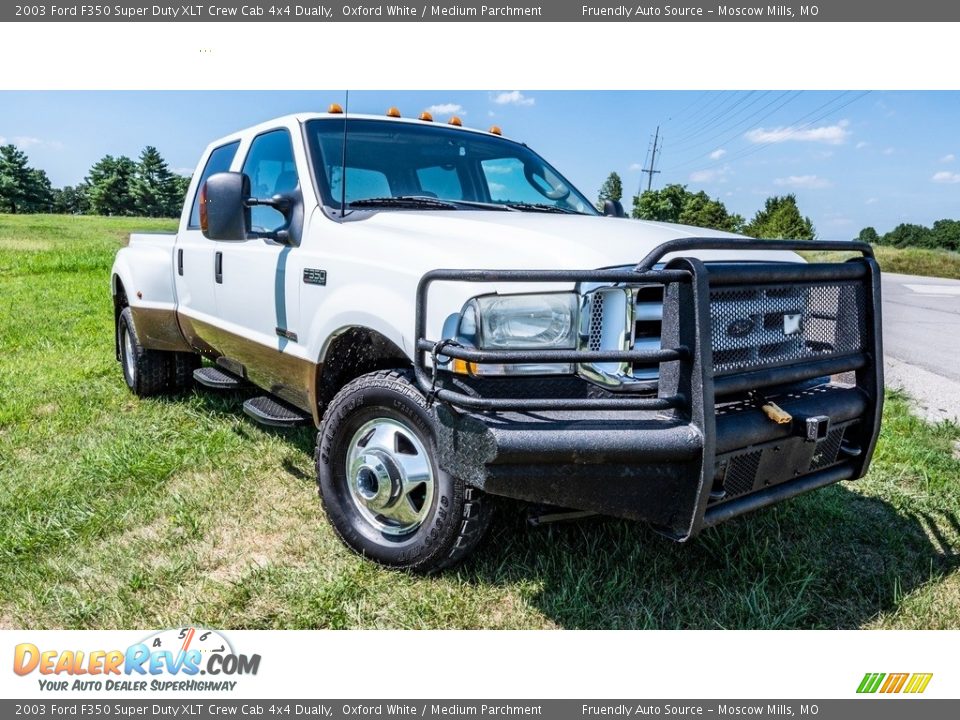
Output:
[[666, 90, 775, 152], [666, 91, 757, 146], [715, 90, 870, 166], [664, 91, 802, 172], [663, 91, 868, 175], [640, 125, 662, 193]]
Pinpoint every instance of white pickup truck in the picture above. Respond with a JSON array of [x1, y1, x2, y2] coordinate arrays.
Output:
[[111, 108, 884, 571]]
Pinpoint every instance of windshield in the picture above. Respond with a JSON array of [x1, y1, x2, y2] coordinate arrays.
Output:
[[305, 118, 598, 215]]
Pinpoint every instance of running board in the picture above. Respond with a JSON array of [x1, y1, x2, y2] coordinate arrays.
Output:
[[243, 396, 310, 428], [193, 366, 244, 390]]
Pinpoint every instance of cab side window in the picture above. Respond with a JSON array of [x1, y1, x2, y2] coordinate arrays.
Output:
[[242, 129, 299, 233], [188, 141, 239, 229]]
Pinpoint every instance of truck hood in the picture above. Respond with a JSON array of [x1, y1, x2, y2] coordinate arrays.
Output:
[[337, 210, 804, 272]]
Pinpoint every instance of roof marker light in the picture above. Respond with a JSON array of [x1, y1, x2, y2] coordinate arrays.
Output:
[[448, 116, 462, 126], [328, 103, 343, 114], [419, 111, 434, 122], [386, 106, 402, 118], [489, 125, 503, 136]]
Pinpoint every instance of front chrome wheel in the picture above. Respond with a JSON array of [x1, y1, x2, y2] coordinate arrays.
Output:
[[345, 418, 435, 536]]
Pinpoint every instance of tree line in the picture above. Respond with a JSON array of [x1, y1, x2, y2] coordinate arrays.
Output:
[[856, 221, 960, 252], [0, 144, 189, 217], [598, 171, 816, 240]]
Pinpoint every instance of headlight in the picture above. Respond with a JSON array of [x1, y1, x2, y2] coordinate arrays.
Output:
[[450, 292, 579, 376]]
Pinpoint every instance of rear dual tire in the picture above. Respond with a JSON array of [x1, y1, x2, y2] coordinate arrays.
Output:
[[118, 307, 200, 397]]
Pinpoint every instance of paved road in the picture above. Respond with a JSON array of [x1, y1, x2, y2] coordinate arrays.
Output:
[[881, 272, 960, 423]]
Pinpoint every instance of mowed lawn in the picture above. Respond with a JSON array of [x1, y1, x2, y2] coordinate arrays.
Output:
[[2, 214, 960, 630]]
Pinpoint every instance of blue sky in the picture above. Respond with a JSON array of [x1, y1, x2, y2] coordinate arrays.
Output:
[[2, 90, 959, 239]]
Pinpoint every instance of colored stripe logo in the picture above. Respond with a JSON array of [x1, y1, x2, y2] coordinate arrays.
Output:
[[857, 672, 933, 694]]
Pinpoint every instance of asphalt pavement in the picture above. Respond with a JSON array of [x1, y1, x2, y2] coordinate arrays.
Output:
[[880, 272, 960, 423]]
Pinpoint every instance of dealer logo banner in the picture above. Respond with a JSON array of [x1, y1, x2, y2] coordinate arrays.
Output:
[[857, 672, 933, 694], [12, 627, 260, 693]]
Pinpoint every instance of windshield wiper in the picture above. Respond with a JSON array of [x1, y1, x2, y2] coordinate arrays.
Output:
[[445, 199, 515, 211], [348, 195, 459, 210], [504, 202, 581, 215]]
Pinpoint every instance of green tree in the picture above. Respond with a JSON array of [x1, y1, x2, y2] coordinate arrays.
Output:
[[744, 194, 816, 240], [52, 183, 91, 214], [86, 155, 137, 216], [632, 183, 743, 232], [856, 226, 879, 244], [880, 223, 930, 248], [0, 144, 54, 213], [632, 183, 688, 222], [597, 171, 623, 209], [172, 174, 192, 211], [931, 219, 960, 252], [678, 190, 745, 233], [131, 146, 178, 217]]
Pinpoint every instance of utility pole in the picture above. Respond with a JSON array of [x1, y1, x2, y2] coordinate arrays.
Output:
[[641, 125, 662, 192]]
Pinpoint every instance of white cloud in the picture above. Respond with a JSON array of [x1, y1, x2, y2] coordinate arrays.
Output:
[[865, 197, 879, 205], [689, 165, 731, 183], [709, 148, 727, 160], [493, 90, 535, 107], [941, 153, 956, 163], [855, 141, 869, 149], [745, 120, 851, 145], [484, 164, 514, 175], [0, 135, 62, 150], [425, 103, 466, 116], [882, 147, 895, 156], [773, 175, 831, 189], [629, 162, 643, 171], [932, 171, 960, 184]]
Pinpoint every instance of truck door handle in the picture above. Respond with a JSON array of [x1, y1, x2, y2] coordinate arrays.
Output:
[[215, 251, 223, 284], [177, 249, 183, 276]]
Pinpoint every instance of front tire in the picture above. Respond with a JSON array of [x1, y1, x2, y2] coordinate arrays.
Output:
[[118, 307, 199, 397], [316, 369, 493, 572]]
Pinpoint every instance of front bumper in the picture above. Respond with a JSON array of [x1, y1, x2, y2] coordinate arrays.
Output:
[[414, 238, 883, 540]]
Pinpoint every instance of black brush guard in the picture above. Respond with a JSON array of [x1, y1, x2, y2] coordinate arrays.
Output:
[[414, 239, 883, 539]]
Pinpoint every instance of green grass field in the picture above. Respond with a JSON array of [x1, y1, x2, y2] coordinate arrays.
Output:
[[800, 244, 960, 280], [2, 214, 960, 629]]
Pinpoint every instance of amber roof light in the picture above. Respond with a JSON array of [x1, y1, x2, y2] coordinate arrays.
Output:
[[489, 125, 503, 136], [327, 103, 343, 114], [448, 116, 462, 126], [419, 111, 434, 122], [386, 106, 401, 118]]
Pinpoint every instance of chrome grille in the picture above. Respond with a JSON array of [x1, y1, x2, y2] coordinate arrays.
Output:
[[710, 281, 867, 375], [579, 284, 664, 389]]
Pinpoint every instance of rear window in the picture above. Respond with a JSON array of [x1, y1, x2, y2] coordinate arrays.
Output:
[[188, 141, 240, 229]]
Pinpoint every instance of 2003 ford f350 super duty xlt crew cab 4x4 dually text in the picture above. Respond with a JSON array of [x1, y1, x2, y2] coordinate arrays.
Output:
[[111, 107, 884, 572]]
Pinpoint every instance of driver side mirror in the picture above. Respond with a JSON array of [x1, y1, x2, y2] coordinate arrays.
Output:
[[200, 171, 297, 244], [200, 172, 251, 241], [602, 200, 626, 218]]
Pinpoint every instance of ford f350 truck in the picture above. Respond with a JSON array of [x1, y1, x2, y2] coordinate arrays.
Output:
[[111, 108, 883, 571]]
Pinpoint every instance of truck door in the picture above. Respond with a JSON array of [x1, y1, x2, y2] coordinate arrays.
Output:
[[211, 127, 310, 409], [173, 140, 240, 350]]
